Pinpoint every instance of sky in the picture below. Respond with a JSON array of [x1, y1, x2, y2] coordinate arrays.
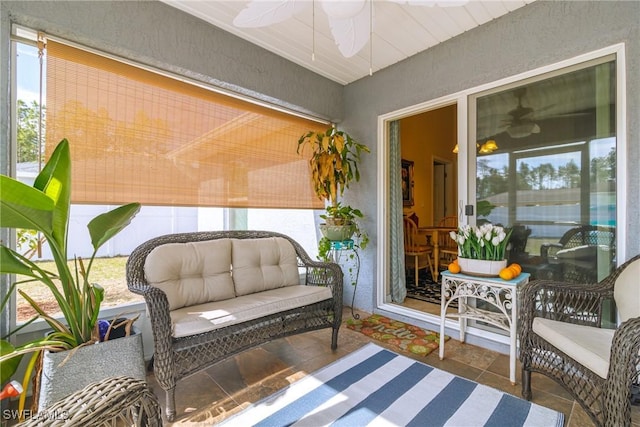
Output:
[[17, 43, 44, 104]]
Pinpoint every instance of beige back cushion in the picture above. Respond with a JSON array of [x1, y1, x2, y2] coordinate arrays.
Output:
[[614, 257, 640, 322], [232, 237, 300, 296], [144, 239, 235, 311]]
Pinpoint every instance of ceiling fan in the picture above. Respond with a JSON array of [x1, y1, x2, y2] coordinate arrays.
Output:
[[501, 88, 542, 139], [233, 0, 468, 58]]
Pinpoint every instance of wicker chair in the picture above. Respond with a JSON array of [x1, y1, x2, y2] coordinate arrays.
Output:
[[539, 224, 616, 283], [127, 230, 343, 421], [519, 254, 640, 426], [22, 376, 162, 426]]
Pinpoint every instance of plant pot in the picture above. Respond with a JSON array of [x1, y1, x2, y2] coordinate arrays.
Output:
[[457, 258, 507, 277], [319, 223, 356, 241], [325, 217, 347, 226], [38, 329, 146, 411]]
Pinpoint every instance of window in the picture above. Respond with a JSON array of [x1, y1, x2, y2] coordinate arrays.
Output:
[[468, 57, 618, 334], [471, 57, 617, 284], [10, 29, 327, 322]]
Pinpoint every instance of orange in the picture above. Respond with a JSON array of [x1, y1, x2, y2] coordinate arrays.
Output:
[[448, 262, 461, 274], [510, 263, 522, 275], [499, 267, 514, 280], [508, 266, 520, 278], [453, 258, 459, 264]]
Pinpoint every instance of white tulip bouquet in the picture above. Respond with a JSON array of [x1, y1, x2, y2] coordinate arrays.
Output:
[[449, 224, 512, 261]]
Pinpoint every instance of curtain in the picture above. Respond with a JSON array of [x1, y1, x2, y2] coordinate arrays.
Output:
[[389, 120, 407, 302], [45, 40, 326, 209]]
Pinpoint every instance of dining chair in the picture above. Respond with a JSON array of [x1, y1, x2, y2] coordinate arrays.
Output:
[[519, 253, 640, 427], [438, 215, 458, 227], [436, 215, 458, 270], [403, 217, 434, 286]]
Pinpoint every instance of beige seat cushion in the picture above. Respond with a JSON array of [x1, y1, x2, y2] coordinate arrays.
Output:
[[614, 257, 640, 322], [144, 239, 235, 311], [532, 317, 615, 378], [232, 237, 300, 296], [170, 285, 332, 338]]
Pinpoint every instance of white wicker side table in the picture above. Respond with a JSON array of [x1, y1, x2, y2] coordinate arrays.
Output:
[[439, 270, 530, 384]]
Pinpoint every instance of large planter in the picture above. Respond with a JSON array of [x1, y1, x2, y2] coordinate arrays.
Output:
[[319, 223, 356, 241], [458, 258, 507, 277], [38, 329, 146, 411]]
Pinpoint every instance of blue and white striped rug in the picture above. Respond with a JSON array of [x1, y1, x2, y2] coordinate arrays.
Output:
[[221, 343, 563, 427]]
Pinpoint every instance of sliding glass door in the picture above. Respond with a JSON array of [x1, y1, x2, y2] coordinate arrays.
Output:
[[470, 57, 617, 285]]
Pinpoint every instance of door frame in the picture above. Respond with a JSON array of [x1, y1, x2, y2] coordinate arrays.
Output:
[[432, 157, 455, 225], [376, 42, 626, 338]]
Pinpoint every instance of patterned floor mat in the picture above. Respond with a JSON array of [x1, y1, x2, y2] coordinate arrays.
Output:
[[405, 270, 457, 307]]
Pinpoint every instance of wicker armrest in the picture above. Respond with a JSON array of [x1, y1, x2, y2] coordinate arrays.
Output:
[[23, 376, 161, 427], [303, 261, 343, 289], [605, 316, 640, 423], [519, 279, 614, 339], [540, 242, 562, 260]]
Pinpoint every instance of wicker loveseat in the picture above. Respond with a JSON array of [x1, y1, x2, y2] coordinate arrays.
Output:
[[126, 230, 343, 421]]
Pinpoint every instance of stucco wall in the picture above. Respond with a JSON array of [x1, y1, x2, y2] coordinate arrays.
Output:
[[342, 0, 640, 313]]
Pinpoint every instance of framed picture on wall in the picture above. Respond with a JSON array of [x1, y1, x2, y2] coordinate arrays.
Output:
[[401, 159, 414, 206]]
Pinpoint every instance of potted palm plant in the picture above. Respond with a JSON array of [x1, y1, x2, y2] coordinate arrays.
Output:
[[297, 126, 370, 243], [0, 139, 142, 413]]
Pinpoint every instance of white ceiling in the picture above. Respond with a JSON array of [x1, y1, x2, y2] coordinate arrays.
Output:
[[160, 0, 536, 85]]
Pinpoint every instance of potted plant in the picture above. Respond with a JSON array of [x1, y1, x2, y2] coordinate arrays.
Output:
[[297, 126, 370, 242], [449, 224, 512, 276], [0, 139, 142, 413], [319, 202, 369, 249], [317, 203, 370, 262]]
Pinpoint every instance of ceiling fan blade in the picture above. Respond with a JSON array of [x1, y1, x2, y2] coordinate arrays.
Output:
[[233, 1, 307, 28], [325, 3, 371, 58]]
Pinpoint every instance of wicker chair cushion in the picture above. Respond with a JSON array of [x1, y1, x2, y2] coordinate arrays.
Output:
[[145, 239, 235, 310], [169, 285, 332, 337], [232, 237, 300, 296], [613, 258, 640, 322], [532, 317, 615, 378], [555, 244, 610, 260]]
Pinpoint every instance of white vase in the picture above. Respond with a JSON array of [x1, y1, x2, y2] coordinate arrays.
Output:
[[457, 258, 507, 277]]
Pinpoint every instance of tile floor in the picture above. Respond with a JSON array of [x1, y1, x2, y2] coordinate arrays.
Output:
[[149, 307, 639, 426]]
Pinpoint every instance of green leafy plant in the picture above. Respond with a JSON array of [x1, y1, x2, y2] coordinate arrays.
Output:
[[298, 127, 370, 258], [320, 202, 363, 225], [297, 126, 370, 210], [0, 139, 140, 399]]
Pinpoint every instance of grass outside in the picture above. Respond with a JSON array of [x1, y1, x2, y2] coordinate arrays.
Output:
[[15, 256, 144, 322]]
